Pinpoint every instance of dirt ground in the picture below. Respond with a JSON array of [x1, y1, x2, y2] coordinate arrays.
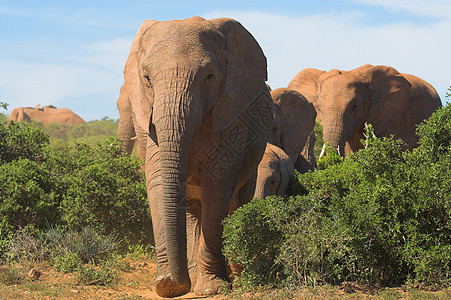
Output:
[[0, 261, 449, 299]]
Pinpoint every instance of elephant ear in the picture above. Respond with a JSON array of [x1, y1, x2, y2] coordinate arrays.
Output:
[[362, 65, 412, 136], [208, 18, 271, 132], [123, 19, 159, 135], [271, 88, 317, 164]]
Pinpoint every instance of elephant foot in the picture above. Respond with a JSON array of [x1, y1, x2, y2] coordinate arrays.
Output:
[[193, 272, 228, 296], [155, 273, 191, 298]]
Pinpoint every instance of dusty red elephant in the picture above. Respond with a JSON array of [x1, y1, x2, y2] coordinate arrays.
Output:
[[288, 64, 442, 156], [120, 17, 273, 297], [8, 105, 85, 126]]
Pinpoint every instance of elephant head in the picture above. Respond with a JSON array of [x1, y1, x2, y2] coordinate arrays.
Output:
[[269, 88, 317, 172], [123, 17, 268, 297], [254, 143, 295, 198], [288, 64, 442, 156]]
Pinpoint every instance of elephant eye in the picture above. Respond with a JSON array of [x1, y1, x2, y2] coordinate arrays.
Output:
[[143, 73, 152, 88], [204, 74, 214, 85]]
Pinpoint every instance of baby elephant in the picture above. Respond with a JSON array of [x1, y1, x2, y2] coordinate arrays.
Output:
[[254, 143, 295, 199]]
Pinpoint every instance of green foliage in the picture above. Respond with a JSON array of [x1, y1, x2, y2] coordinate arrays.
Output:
[[224, 102, 451, 289], [316, 144, 344, 170], [52, 251, 82, 273], [313, 121, 324, 159], [45, 225, 121, 264], [45, 117, 118, 146], [76, 261, 118, 286], [48, 138, 151, 243], [125, 244, 156, 262], [0, 113, 7, 125], [0, 265, 23, 285], [0, 101, 8, 110], [0, 122, 49, 163], [0, 121, 150, 259], [223, 196, 287, 288]]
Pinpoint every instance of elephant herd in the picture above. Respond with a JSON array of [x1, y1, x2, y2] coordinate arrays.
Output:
[[111, 17, 441, 298]]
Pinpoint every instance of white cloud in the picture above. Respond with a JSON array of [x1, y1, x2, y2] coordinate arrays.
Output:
[[202, 10, 451, 102], [0, 38, 132, 120]]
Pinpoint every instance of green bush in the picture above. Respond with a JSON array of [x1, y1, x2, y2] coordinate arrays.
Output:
[[45, 117, 118, 146], [224, 103, 451, 289], [45, 225, 121, 264], [76, 261, 118, 285], [0, 122, 49, 163], [0, 121, 150, 259], [48, 138, 151, 243], [52, 251, 83, 273]]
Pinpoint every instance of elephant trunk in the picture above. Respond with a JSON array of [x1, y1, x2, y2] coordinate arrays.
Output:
[[253, 179, 266, 199], [153, 72, 201, 297], [322, 118, 347, 157]]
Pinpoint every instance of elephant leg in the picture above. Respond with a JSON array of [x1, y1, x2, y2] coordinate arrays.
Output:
[[186, 197, 201, 289], [193, 184, 234, 296]]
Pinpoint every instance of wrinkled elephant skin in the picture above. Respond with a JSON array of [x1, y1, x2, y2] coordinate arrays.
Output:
[[122, 17, 273, 297], [254, 143, 295, 198], [269, 88, 316, 172], [288, 64, 442, 156]]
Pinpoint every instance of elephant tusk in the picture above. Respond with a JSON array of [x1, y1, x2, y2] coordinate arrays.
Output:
[[319, 143, 326, 159], [336, 145, 341, 157], [130, 136, 137, 141]]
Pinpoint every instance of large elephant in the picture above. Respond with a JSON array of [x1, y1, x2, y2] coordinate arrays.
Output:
[[269, 88, 317, 172], [288, 64, 442, 156], [254, 143, 295, 199], [7, 105, 85, 126], [122, 17, 273, 297]]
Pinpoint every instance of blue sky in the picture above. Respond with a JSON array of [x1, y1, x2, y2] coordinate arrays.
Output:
[[1, 0, 450, 120]]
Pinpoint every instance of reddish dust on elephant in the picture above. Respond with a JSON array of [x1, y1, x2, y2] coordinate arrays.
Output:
[[118, 17, 273, 298], [7, 105, 86, 126], [288, 64, 442, 156]]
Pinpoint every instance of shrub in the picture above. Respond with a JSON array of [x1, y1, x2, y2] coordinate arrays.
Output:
[[224, 103, 451, 288], [0, 122, 150, 257], [0, 265, 23, 285], [48, 138, 151, 243], [0, 121, 49, 163], [52, 251, 83, 273], [76, 261, 118, 286], [4, 227, 48, 264], [45, 226, 121, 264], [223, 196, 287, 288]]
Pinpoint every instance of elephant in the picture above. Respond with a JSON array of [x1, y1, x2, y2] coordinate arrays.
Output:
[[269, 88, 317, 173], [7, 105, 85, 126], [121, 17, 273, 297], [254, 143, 295, 199], [288, 64, 442, 156]]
